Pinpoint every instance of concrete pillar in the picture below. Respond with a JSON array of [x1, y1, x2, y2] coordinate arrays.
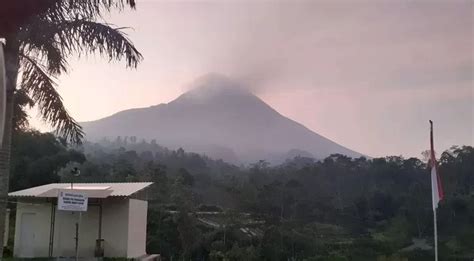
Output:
[[3, 208, 9, 247]]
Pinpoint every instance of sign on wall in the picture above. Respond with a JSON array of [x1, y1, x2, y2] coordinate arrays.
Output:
[[58, 191, 88, 212]]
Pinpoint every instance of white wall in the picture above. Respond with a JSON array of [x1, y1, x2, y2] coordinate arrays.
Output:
[[14, 198, 149, 258], [101, 198, 129, 257], [14, 201, 51, 257], [53, 205, 100, 257], [127, 199, 148, 258], [14, 200, 101, 258]]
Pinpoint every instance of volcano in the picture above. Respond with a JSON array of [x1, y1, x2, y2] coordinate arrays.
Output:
[[81, 74, 363, 164]]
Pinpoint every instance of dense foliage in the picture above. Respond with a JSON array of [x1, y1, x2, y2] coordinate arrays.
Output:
[[10, 130, 85, 191], [9, 133, 474, 260]]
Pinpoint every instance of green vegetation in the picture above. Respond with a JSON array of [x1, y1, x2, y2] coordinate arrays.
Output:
[[7, 131, 474, 260]]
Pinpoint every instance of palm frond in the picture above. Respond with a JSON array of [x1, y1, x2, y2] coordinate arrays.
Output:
[[9, 1, 141, 144], [46, 0, 136, 23], [13, 89, 34, 131], [15, 18, 69, 75], [19, 54, 84, 144], [17, 18, 142, 68], [58, 19, 143, 68], [16, 17, 74, 64], [19, 39, 69, 76], [1, 0, 137, 37]]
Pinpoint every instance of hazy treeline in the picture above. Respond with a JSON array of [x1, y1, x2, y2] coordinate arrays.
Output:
[[7, 131, 474, 260]]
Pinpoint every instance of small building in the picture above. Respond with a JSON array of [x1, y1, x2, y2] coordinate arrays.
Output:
[[8, 182, 153, 259]]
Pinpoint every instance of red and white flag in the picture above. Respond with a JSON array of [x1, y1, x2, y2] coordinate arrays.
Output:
[[430, 121, 444, 210]]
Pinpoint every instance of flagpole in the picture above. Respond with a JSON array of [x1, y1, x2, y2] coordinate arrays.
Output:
[[430, 120, 438, 261], [433, 206, 438, 261]]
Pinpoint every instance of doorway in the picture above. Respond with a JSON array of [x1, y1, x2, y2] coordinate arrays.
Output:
[[19, 213, 36, 257]]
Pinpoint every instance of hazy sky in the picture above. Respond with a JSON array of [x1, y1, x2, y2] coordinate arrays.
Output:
[[31, 0, 473, 158]]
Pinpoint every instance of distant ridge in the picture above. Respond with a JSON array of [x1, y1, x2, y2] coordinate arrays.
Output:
[[81, 74, 363, 164]]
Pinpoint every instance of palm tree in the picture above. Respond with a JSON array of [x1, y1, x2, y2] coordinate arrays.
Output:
[[0, 0, 142, 254]]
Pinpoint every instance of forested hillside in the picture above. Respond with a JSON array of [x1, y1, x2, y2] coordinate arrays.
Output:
[[8, 131, 474, 260]]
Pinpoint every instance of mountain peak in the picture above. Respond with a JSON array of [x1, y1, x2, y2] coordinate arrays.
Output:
[[82, 73, 363, 164], [191, 73, 240, 89], [180, 73, 254, 102]]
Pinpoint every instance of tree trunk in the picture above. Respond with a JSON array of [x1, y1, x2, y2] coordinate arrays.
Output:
[[0, 40, 19, 258]]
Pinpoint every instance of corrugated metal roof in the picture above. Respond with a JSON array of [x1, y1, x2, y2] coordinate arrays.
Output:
[[8, 182, 153, 198]]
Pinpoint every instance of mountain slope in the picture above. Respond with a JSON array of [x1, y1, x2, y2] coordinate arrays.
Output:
[[81, 74, 363, 163]]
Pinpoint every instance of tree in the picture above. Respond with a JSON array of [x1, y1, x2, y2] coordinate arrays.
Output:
[[0, 0, 142, 254], [172, 172, 200, 260], [10, 130, 85, 191]]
